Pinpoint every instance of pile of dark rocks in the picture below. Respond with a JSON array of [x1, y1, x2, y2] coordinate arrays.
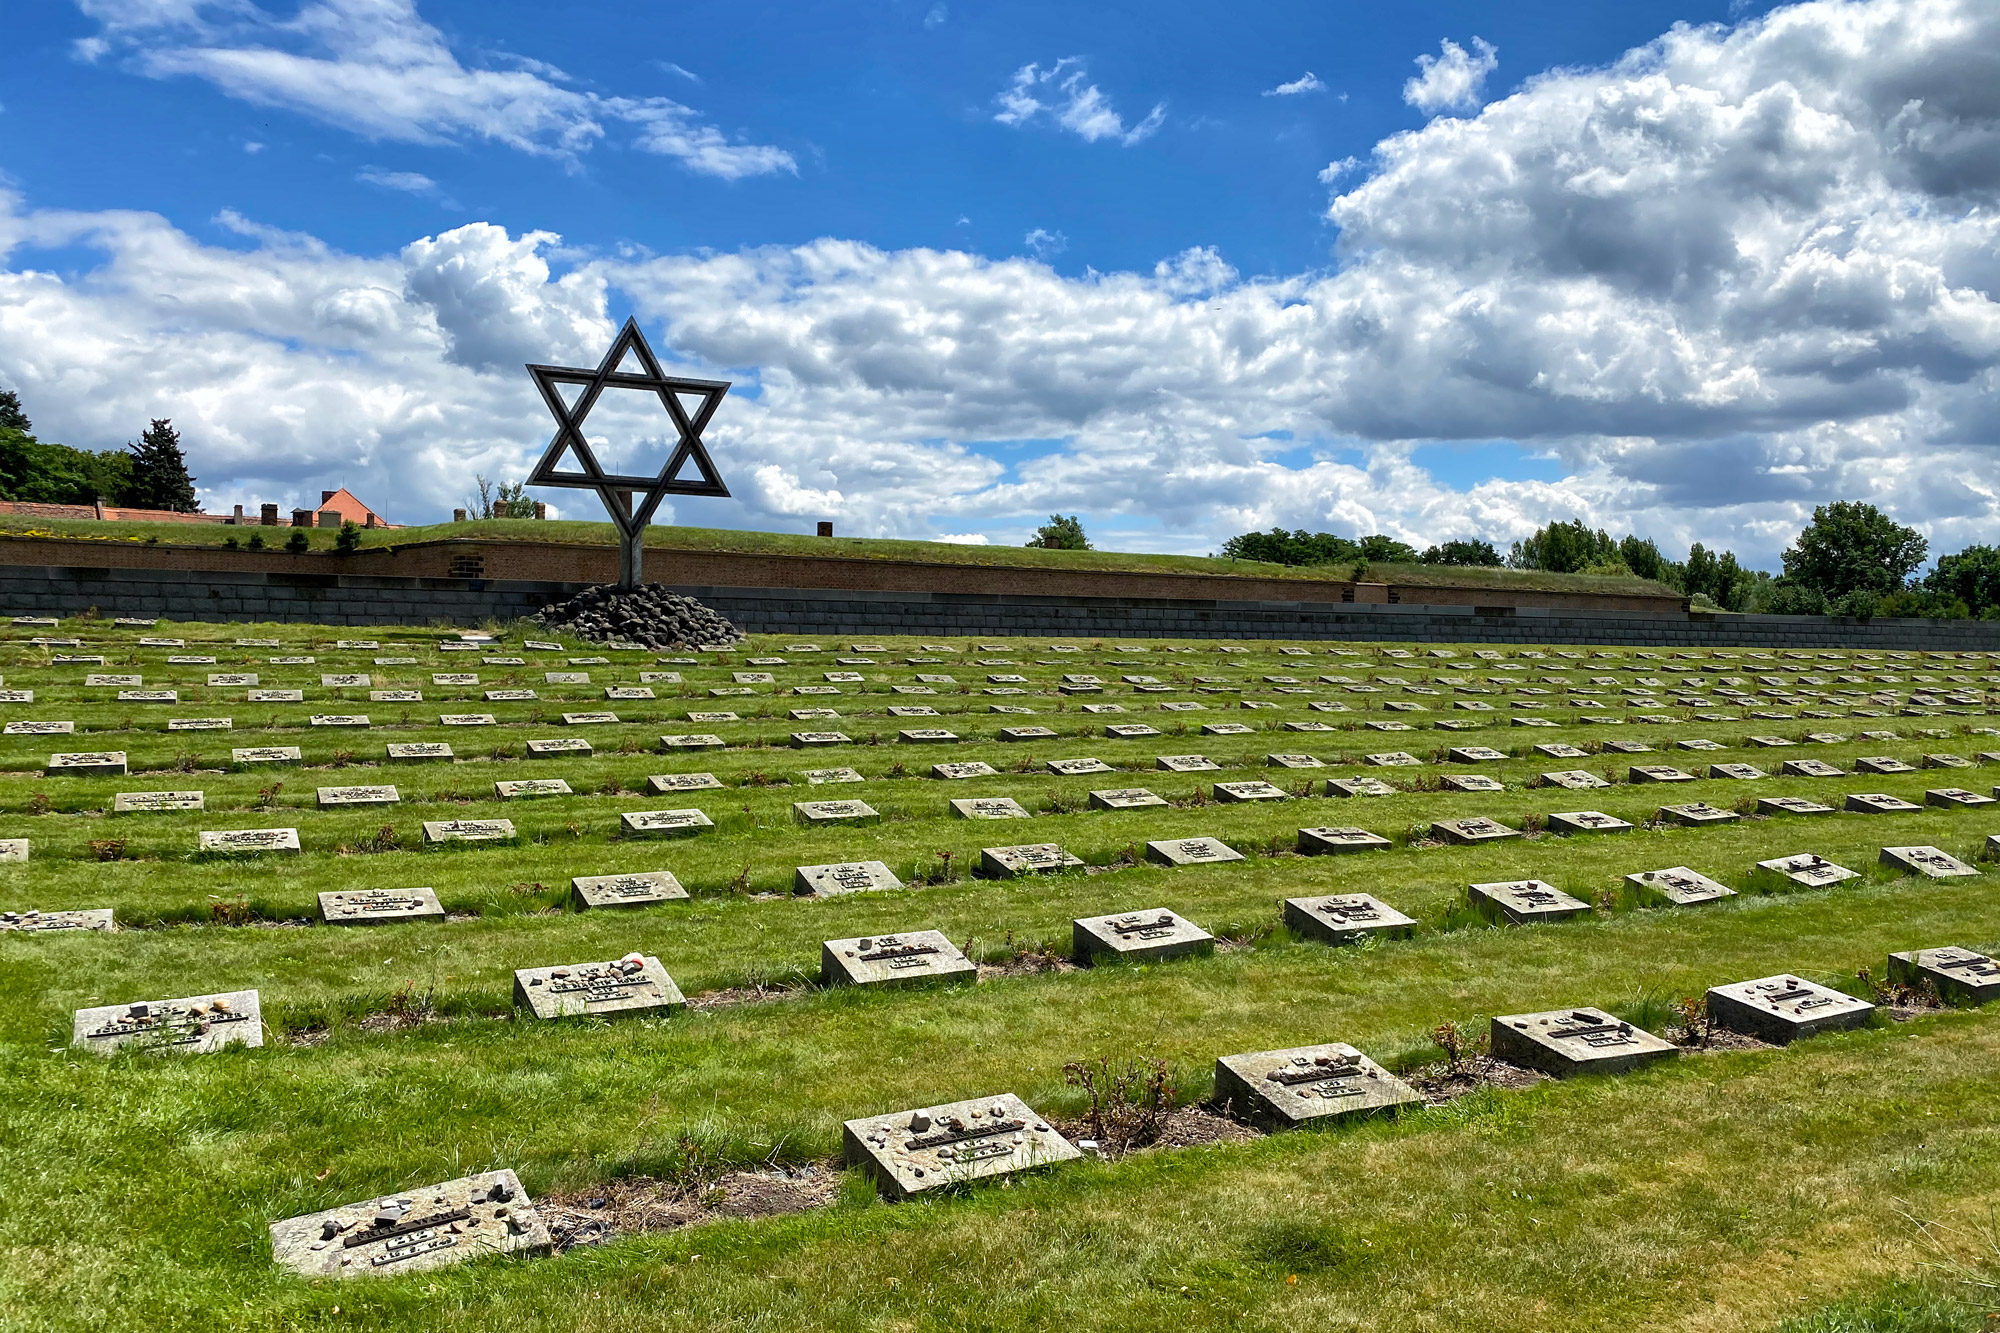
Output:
[[534, 583, 744, 649]]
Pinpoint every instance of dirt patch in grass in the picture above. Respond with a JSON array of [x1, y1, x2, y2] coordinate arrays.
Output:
[[1048, 1105, 1260, 1160], [1408, 1056, 1550, 1104], [541, 1164, 842, 1250], [1667, 1025, 1777, 1053], [977, 951, 1081, 981], [288, 1008, 446, 1047], [686, 981, 811, 1011]]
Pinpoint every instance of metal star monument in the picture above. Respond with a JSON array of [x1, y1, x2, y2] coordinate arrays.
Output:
[[525, 318, 731, 588]]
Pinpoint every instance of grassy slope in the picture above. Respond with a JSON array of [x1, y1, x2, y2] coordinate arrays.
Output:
[[0, 624, 1996, 1331], [0, 513, 1680, 595]]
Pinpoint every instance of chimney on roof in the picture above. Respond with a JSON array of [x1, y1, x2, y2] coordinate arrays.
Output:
[[321, 490, 337, 504], [233, 504, 244, 521], [260, 504, 279, 525], [292, 509, 312, 527]]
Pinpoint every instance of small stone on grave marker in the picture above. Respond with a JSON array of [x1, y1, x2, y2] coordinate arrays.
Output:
[[823, 930, 975, 989], [843, 1093, 1079, 1200]]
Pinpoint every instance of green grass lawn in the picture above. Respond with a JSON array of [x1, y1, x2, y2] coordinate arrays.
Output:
[[0, 513, 1681, 595], [1, 621, 1996, 1331]]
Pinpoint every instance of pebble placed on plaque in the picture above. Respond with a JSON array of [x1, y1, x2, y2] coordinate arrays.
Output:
[[793, 799, 880, 827], [1757, 795, 1835, 816], [73, 989, 262, 1055], [661, 734, 727, 751], [1215, 1042, 1419, 1130], [1073, 907, 1214, 964], [1756, 852, 1859, 887], [1213, 780, 1288, 803], [1469, 879, 1589, 925], [318, 887, 445, 925], [514, 953, 686, 1020], [113, 790, 205, 813], [1144, 836, 1245, 867], [1, 906, 112, 932], [823, 930, 976, 988], [1282, 892, 1413, 943], [844, 1092, 1080, 1200], [951, 796, 1032, 819], [387, 742, 454, 761], [571, 870, 688, 909], [1926, 787, 1996, 808], [795, 860, 903, 896], [420, 818, 517, 846], [200, 827, 302, 855], [1887, 946, 2000, 1003], [1705, 974, 1873, 1044], [1880, 845, 1979, 879], [1626, 866, 1735, 906], [47, 751, 127, 776], [1546, 810, 1633, 835], [1432, 816, 1523, 846], [317, 785, 400, 808], [1490, 1007, 1677, 1077], [495, 779, 572, 800], [979, 843, 1084, 878], [232, 746, 303, 766], [1845, 792, 1923, 814], [1780, 758, 1845, 777]]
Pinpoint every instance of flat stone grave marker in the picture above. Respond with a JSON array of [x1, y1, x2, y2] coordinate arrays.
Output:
[[546, 672, 590, 684], [1707, 763, 1766, 780], [322, 674, 372, 688], [233, 746, 301, 766], [1859, 729, 1901, 741], [86, 673, 142, 687], [1088, 788, 1166, 811], [1282, 891, 1413, 943], [844, 1093, 1079, 1200], [795, 860, 903, 896], [641, 672, 683, 684], [1200, 722, 1254, 736], [823, 930, 975, 989], [896, 728, 959, 744], [495, 779, 572, 800], [200, 827, 302, 855], [1757, 852, 1859, 887], [47, 751, 127, 777], [1214, 780, 1288, 803], [794, 799, 879, 827], [1214, 1042, 1419, 1130], [803, 766, 864, 784], [1888, 947, 2000, 1003], [73, 989, 261, 1055], [1433, 816, 1523, 846], [572, 870, 688, 909], [119, 688, 178, 703], [318, 887, 445, 925], [1923, 753, 1974, 769], [646, 773, 724, 794], [1326, 777, 1397, 797], [383, 741, 458, 763], [560, 711, 618, 726], [1294, 825, 1391, 857], [1046, 757, 1114, 775], [1447, 745, 1508, 763], [569, 656, 610, 665], [0, 840, 27, 861], [1144, 836, 1244, 867], [248, 689, 304, 702], [1706, 974, 1873, 1044], [888, 706, 942, 718], [1266, 754, 1324, 769], [1927, 787, 1995, 808], [1362, 751, 1421, 768], [310, 714, 371, 728], [793, 685, 842, 697], [1155, 754, 1219, 773], [1880, 845, 1978, 879], [1656, 801, 1740, 827], [1781, 758, 1845, 777], [980, 843, 1084, 877], [317, 785, 399, 808], [1805, 732, 1849, 744], [421, 818, 516, 846], [1757, 795, 1835, 816], [1845, 792, 1923, 814], [1601, 740, 1652, 753], [1629, 765, 1695, 784], [5, 720, 69, 734], [620, 809, 715, 838], [1160, 701, 1205, 712], [951, 796, 1031, 819], [688, 711, 740, 723], [1536, 743, 1589, 760], [988, 704, 1036, 714], [114, 791, 204, 813], [515, 953, 685, 1020], [999, 726, 1058, 742], [1440, 774, 1504, 792], [1470, 879, 1589, 924], [11, 616, 56, 626], [1855, 755, 1915, 774], [1, 907, 112, 932], [1073, 907, 1213, 964], [1547, 810, 1633, 835], [792, 708, 842, 721], [1676, 739, 1724, 752], [168, 718, 234, 732], [603, 686, 654, 702], [931, 761, 998, 780], [791, 731, 851, 748], [1627, 866, 1735, 906], [0, 692, 38, 705], [663, 734, 727, 750], [373, 690, 423, 703], [524, 738, 589, 757], [1491, 1007, 1676, 1077], [1105, 723, 1158, 738]]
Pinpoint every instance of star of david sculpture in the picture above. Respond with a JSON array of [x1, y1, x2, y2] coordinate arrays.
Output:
[[525, 318, 730, 588]]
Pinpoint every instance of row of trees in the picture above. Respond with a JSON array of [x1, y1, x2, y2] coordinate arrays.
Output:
[[1218, 502, 2000, 618], [0, 391, 199, 511]]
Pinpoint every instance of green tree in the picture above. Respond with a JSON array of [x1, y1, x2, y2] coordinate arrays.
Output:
[[469, 475, 538, 520], [0, 388, 30, 434], [1221, 529, 1358, 566], [1780, 501, 1926, 599], [334, 520, 363, 553], [1026, 514, 1091, 550], [1354, 534, 1420, 563], [1617, 535, 1667, 582], [125, 419, 199, 512], [1419, 538, 1502, 567], [0, 427, 133, 505], [1508, 520, 1619, 573], [1925, 545, 2000, 617]]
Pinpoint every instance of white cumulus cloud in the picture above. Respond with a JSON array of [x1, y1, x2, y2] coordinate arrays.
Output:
[[1264, 71, 1326, 97], [994, 58, 1165, 146], [1403, 36, 1498, 113]]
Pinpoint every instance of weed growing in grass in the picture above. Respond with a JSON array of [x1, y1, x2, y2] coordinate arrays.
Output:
[[1431, 1020, 1480, 1075], [1672, 995, 1716, 1047], [365, 824, 400, 853], [28, 790, 49, 815], [254, 781, 282, 810], [208, 894, 253, 926], [331, 749, 354, 768], [885, 761, 907, 779], [171, 749, 200, 773], [600, 777, 625, 796], [89, 838, 125, 862], [1063, 1055, 1179, 1156], [1045, 789, 1082, 814], [1859, 965, 1943, 1011]]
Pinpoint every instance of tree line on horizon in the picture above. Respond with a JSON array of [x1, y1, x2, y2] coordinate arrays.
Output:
[[0, 389, 198, 513], [1220, 503, 2000, 620]]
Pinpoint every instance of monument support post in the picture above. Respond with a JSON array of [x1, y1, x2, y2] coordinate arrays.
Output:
[[618, 492, 643, 588]]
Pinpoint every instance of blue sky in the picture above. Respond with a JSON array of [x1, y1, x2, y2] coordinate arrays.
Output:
[[1, 0, 1995, 569]]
